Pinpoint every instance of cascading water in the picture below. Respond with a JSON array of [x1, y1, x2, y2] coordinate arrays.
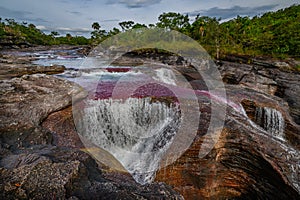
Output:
[[154, 68, 177, 86], [75, 97, 181, 185], [255, 107, 285, 139]]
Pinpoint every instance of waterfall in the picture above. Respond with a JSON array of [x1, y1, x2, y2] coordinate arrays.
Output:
[[154, 68, 176, 85], [75, 97, 181, 185], [255, 107, 285, 139]]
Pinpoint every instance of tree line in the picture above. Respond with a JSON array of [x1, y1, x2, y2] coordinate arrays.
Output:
[[0, 18, 90, 47], [0, 4, 299, 58], [90, 4, 299, 59]]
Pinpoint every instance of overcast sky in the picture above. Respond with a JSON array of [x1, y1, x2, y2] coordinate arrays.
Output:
[[0, 0, 298, 37]]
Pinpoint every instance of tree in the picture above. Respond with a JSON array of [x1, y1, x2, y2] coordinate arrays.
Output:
[[66, 33, 72, 41], [91, 22, 106, 40], [108, 27, 120, 36], [132, 23, 147, 29], [148, 24, 155, 28], [156, 12, 190, 31], [92, 22, 100, 30], [119, 21, 135, 31], [28, 23, 36, 29], [190, 16, 221, 58], [5, 18, 17, 26], [190, 15, 205, 39], [50, 31, 59, 37]]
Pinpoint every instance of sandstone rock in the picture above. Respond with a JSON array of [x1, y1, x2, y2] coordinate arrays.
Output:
[[1, 47, 66, 79], [155, 84, 300, 199], [42, 106, 84, 148], [218, 60, 300, 125], [0, 74, 85, 149], [0, 146, 183, 199], [0, 63, 65, 79], [0, 50, 183, 199], [1, 49, 299, 199]]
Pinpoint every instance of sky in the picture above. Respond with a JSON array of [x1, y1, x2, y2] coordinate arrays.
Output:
[[0, 0, 298, 37]]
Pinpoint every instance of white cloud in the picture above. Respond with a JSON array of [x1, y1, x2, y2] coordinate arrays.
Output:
[[186, 4, 279, 20], [36, 25, 47, 30], [107, 0, 162, 8]]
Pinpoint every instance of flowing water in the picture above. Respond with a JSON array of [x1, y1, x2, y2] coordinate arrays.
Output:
[[255, 107, 285, 140], [75, 97, 181, 184]]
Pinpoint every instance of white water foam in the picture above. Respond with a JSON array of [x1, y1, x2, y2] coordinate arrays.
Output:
[[255, 107, 285, 140], [154, 68, 177, 86], [76, 97, 181, 184]]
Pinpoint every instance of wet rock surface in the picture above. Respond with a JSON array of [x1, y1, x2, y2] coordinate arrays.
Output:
[[0, 74, 84, 136], [0, 53, 66, 79], [156, 84, 300, 199], [42, 106, 84, 149], [0, 146, 183, 200], [218, 56, 300, 125], [0, 63, 65, 79], [152, 56, 300, 199]]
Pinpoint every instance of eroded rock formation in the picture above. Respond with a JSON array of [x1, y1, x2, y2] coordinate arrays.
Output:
[[0, 53, 184, 199], [153, 56, 300, 199], [0, 49, 299, 199]]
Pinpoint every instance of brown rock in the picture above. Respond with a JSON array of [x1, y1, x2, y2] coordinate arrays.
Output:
[[0, 146, 183, 200], [155, 84, 300, 199], [42, 106, 84, 148], [0, 63, 65, 79], [0, 74, 85, 148], [157, 116, 299, 199], [218, 60, 300, 125]]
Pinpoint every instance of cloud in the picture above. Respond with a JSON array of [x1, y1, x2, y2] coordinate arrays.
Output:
[[60, 0, 93, 3], [107, 0, 161, 8], [0, 6, 32, 19], [36, 25, 47, 30], [100, 19, 120, 22], [26, 18, 49, 23], [67, 11, 83, 15], [37, 25, 91, 36], [36, 25, 90, 32], [186, 4, 279, 20], [54, 27, 91, 32], [0, 6, 49, 24]]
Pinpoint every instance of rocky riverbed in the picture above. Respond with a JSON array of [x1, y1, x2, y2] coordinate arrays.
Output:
[[0, 46, 299, 199], [0, 46, 184, 199]]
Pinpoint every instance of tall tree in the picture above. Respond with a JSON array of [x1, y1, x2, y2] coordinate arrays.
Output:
[[132, 23, 147, 29], [50, 31, 59, 37], [119, 21, 135, 31], [92, 22, 100, 30], [91, 22, 106, 40], [156, 12, 190, 31]]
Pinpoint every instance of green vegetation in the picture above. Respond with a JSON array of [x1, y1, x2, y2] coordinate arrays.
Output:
[[217, 5, 300, 58], [0, 4, 299, 59], [90, 4, 299, 59], [0, 18, 90, 46]]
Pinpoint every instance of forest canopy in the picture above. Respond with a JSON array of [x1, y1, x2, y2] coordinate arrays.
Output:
[[0, 4, 299, 59]]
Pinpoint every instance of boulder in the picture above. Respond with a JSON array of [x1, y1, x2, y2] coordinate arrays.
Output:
[[0, 63, 65, 79], [0, 146, 183, 200], [0, 74, 85, 149], [155, 84, 300, 199], [218, 60, 300, 125]]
